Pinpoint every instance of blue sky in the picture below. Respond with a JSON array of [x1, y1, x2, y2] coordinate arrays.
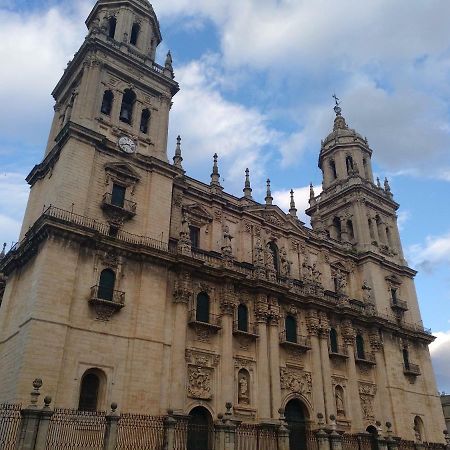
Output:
[[0, 0, 449, 391]]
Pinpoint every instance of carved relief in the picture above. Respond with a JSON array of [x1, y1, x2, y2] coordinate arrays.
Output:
[[359, 382, 377, 420], [280, 368, 312, 400], [173, 271, 192, 304], [238, 369, 251, 405], [185, 349, 220, 367], [187, 366, 213, 400]]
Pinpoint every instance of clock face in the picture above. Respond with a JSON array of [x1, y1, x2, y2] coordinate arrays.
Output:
[[118, 136, 136, 154]]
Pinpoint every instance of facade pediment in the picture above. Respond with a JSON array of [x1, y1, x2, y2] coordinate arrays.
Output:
[[104, 162, 141, 182], [184, 203, 213, 225]]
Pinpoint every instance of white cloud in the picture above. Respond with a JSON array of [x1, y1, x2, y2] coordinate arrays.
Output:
[[272, 185, 322, 224], [397, 210, 411, 231], [407, 231, 450, 273], [430, 330, 450, 392]]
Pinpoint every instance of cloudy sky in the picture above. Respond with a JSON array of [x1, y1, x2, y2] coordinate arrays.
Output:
[[0, 0, 449, 391]]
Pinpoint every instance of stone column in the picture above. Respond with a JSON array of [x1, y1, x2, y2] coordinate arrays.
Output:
[[277, 423, 290, 450], [319, 331, 335, 421], [163, 412, 177, 450], [341, 321, 363, 431], [268, 305, 282, 418], [220, 283, 236, 409], [306, 312, 326, 420], [103, 404, 120, 450], [329, 430, 343, 450], [256, 295, 271, 420], [317, 428, 331, 450], [170, 272, 192, 412], [34, 397, 54, 450]]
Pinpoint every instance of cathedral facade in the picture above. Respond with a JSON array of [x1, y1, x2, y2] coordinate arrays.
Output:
[[0, 0, 445, 444]]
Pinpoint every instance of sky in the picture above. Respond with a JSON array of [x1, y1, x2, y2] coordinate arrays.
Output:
[[0, 0, 449, 392]]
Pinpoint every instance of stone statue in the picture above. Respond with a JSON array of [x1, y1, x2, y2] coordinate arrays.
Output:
[[335, 388, 345, 416], [280, 247, 291, 277], [312, 263, 322, 283], [222, 224, 233, 257], [238, 372, 250, 404]]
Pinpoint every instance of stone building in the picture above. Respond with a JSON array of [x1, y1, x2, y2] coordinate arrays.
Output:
[[442, 395, 450, 434], [0, 0, 446, 445]]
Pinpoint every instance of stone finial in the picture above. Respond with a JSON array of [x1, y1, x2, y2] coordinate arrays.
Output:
[[29, 378, 43, 408], [225, 402, 233, 416], [0, 243, 6, 259], [243, 168, 253, 199], [165, 51, 173, 70], [377, 177, 382, 188], [173, 135, 183, 170], [110, 402, 118, 415], [309, 183, 315, 200], [43, 396, 52, 409], [265, 179, 273, 206], [384, 177, 393, 198], [317, 412, 325, 427], [289, 189, 298, 218], [210, 153, 223, 191], [333, 94, 342, 116]]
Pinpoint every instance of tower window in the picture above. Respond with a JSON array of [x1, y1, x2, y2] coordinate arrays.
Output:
[[111, 184, 126, 208], [100, 90, 114, 116], [333, 217, 342, 241], [403, 348, 410, 370], [391, 288, 398, 304], [189, 226, 200, 248], [130, 23, 140, 46], [98, 269, 116, 301], [386, 227, 393, 247], [346, 155, 354, 174], [347, 219, 355, 241], [363, 158, 370, 178], [119, 89, 136, 125], [330, 160, 337, 180], [237, 304, 249, 333], [285, 315, 297, 343], [140, 109, 151, 134], [108, 17, 117, 39], [196, 292, 210, 323]]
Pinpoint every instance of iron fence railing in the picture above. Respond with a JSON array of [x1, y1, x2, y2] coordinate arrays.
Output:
[[279, 332, 311, 350], [115, 414, 165, 450], [0, 403, 22, 450], [188, 309, 222, 328]]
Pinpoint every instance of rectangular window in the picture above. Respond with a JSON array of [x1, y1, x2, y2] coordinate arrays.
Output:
[[111, 184, 126, 208], [189, 226, 200, 248]]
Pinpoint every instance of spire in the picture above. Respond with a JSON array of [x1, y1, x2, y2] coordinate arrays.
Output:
[[210, 153, 223, 191], [173, 135, 183, 169], [0, 243, 6, 260], [243, 168, 253, 199], [265, 179, 273, 206], [289, 189, 298, 218]]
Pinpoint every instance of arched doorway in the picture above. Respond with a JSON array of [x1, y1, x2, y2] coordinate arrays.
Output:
[[366, 425, 378, 450], [187, 406, 212, 450], [285, 398, 308, 450]]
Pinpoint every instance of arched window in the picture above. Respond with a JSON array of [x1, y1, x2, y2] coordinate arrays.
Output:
[[285, 315, 297, 343], [333, 217, 342, 241], [329, 328, 339, 353], [335, 385, 345, 416], [196, 292, 210, 323], [108, 17, 117, 39], [414, 416, 425, 442], [78, 370, 102, 411], [347, 219, 355, 241], [403, 348, 410, 370], [346, 155, 354, 174], [119, 89, 136, 125], [238, 369, 250, 405], [330, 160, 337, 179], [237, 304, 248, 333], [98, 269, 115, 301], [356, 334, 365, 359], [268, 241, 280, 275], [140, 108, 151, 134], [130, 23, 140, 46], [100, 90, 114, 116]]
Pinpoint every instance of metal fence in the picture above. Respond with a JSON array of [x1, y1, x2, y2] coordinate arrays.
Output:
[[115, 414, 165, 450], [342, 433, 374, 450], [45, 408, 106, 450], [236, 423, 279, 450], [0, 403, 22, 450]]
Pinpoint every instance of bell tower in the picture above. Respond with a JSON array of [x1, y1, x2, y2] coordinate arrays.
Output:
[[20, 0, 179, 239], [306, 100, 405, 263]]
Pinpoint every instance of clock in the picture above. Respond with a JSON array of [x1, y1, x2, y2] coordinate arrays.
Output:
[[118, 136, 136, 154]]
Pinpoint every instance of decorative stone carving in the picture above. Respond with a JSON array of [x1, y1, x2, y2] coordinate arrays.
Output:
[[341, 319, 356, 345], [187, 366, 213, 400], [238, 369, 251, 405], [280, 368, 312, 400], [221, 224, 233, 261], [359, 382, 377, 420], [312, 264, 322, 284], [173, 271, 192, 304], [253, 238, 266, 279], [305, 310, 320, 336], [369, 329, 383, 351], [362, 280, 372, 302], [185, 349, 220, 367], [220, 282, 237, 315], [178, 210, 192, 256], [280, 247, 291, 277], [234, 357, 255, 370]]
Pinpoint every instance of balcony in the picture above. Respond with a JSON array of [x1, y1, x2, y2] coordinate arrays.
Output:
[[355, 352, 376, 366], [101, 193, 137, 219], [390, 298, 408, 312], [188, 310, 222, 333], [233, 321, 259, 339], [329, 345, 349, 360], [403, 362, 421, 377], [89, 285, 125, 321], [279, 332, 311, 353]]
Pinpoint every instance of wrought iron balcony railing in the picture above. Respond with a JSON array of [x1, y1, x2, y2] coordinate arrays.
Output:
[[102, 193, 137, 217], [328, 345, 349, 359], [403, 362, 421, 376], [279, 332, 311, 352], [233, 320, 259, 338], [390, 298, 409, 312], [355, 351, 376, 366], [90, 285, 125, 306]]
